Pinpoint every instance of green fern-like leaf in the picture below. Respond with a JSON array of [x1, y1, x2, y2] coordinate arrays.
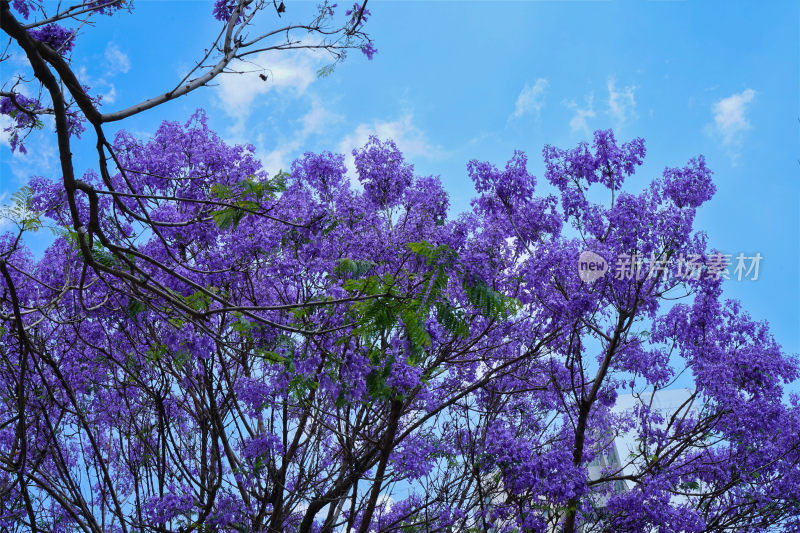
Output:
[[435, 302, 469, 338], [1, 186, 42, 232], [463, 278, 516, 320]]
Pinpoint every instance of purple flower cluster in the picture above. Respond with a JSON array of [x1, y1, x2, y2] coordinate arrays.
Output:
[[353, 135, 414, 207], [2, 120, 798, 532], [212, 0, 238, 21], [361, 42, 377, 60], [11, 0, 34, 19], [0, 94, 39, 153], [346, 2, 371, 28], [662, 155, 715, 208], [144, 486, 194, 523], [28, 24, 76, 54]]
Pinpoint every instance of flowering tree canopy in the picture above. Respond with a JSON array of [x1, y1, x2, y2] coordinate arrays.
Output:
[[1, 0, 374, 324], [2, 2, 799, 532], [1, 118, 799, 532]]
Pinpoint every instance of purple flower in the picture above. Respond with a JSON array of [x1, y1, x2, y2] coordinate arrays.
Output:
[[353, 136, 413, 207], [212, 0, 249, 22], [28, 24, 76, 54], [361, 42, 377, 60], [662, 155, 715, 208], [11, 0, 34, 19]]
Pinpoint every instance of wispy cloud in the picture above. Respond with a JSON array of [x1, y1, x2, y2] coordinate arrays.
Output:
[[0, 113, 12, 148], [562, 93, 596, 135], [338, 114, 442, 184], [509, 78, 549, 121], [76, 64, 117, 106], [104, 42, 130, 74], [214, 50, 326, 131], [100, 84, 117, 104], [606, 77, 637, 126], [0, 192, 9, 231], [1, 85, 56, 203], [0, 121, 58, 185], [561, 77, 637, 136], [257, 98, 342, 173], [710, 89, 756, 147]]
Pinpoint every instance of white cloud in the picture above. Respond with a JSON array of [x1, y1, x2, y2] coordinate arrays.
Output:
[[510, 78, 549, 120], [337, 114, 441, 185], [100, 84, 117, 104], [607, 77, 637, 126], [75, 64, 117, 107], [104, 42, 130, 74], [0, 113, 12, 147], [0, 121, 58, 188], [0, 193, 9, 231], [255, 112, 441, 185], [710, 88, 756, 146], [215, 50, 325, 127], [562, 93, 596, 135], [0, 88, 57, 192], [376, 494, 394, 513], [257, 98, 342, 173], [339, 114, 439, 160]]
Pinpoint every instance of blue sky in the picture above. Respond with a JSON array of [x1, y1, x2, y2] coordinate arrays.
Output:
[[1, 0, 798, 356]]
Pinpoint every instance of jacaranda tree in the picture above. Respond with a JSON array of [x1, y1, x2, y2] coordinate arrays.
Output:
[[1, 0, 374, 325], [2, 2, 800, 533], [2, 116, 800, 531]]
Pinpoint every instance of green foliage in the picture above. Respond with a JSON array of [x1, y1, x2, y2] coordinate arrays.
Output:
[[146, 343, 168, 363], [400, 305, 431, 356], [333, 257, 375, 279], [365, 347, 396, 401], [210, 172, 287, 230], [51, 225, 80, 249], [172, 349, 191, 371], [126, 298, 145, 318], [333, 242, 516, 400], [316, 64, 336, 78], [406, 240, 453, 265], [321, 217, 340, 236], [679, 480, 701, 491], [1, 186, 42, 232], [337, 242, 453, 397], [144, 342, 190, 371], [463, 278, 516, 319], [435, 302, 469, 338], [342, 272, 395, 297], [289, 373, 320, 399], [232, 314, 257, 335], [184, 289, 212, 312], [255, 349, 286, 365], [90, 241, 119, 268]]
